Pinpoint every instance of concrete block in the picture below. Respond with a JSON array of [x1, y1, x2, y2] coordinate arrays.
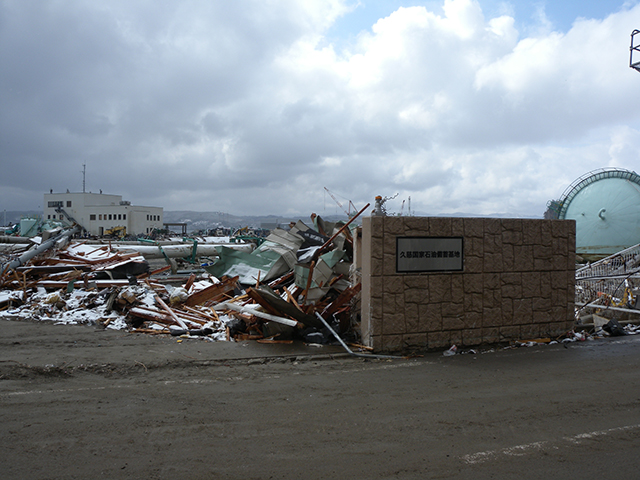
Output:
[[502, 228, 523, 246], [501, 272, 522, 298], [405, 276, 429, 289], [463, 311, 483, 329], [503, 244, 515, 271], [404, 220, 429, 236], [450, 330, 463, 346], [513, 298, 533, 324], [464, 273, 484, 294], [442, 315, 465, 330], [451, 217, 464, 236], [482, 307, 503, 327], [382, 313, 406, 335], [464, 255, 483, 273], [464, 218, 485, 237], [419, 303, 442, 331], [370, 335, 383, 351], [534, 258, 552, 271], [405, 287, 429, 305], [428, 331, 451, 349], [520, 324, 541, 340], [369, 216, 384, 238], [499, 325, 521, 341], [383, 252, 397, 276], [451, 275, 463, 297], [370, 256, 383, 276], [383, 234, 396, 256], [534, 244, 553, 261], [405, 303, 420, 332], [370, 235, 384, 258], [462, 328, 483, 346], [371, 276, 384, 298], [382, 293, 403, 315], [482, 327, 500, 344], [384, 216, 405, 235], [383, 275, 404, 294], [540, 221, 552, 246], [501, 298, 514, 325], [403, 333, 427, 349], [514, 245, 534, 271], [522, 271, 542, 298], [429, 275, 451, 300], [522, 221, 541, 245], [463, 294, 483, 314], [484, 218, 501, 235], [467, 236, 485, 257], [428, 217, 452, 236], [486, 263, 507, 291], [484, 232, 503, 253], [382, 334, 403, 352]]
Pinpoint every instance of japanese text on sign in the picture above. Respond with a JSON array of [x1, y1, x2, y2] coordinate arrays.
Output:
[[396, 237, 464, 273]]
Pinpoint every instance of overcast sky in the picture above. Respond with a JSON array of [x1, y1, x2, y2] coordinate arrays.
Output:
[[2, 0, 640, 218]]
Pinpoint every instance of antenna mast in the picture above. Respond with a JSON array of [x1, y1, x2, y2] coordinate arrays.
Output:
[[82, 163, 86, 193]]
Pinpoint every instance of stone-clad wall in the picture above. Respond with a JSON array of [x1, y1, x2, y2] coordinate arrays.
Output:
[[360, 216, 576, 352]]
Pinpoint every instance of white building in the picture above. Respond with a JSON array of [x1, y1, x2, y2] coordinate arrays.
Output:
[[43, 191, 163, 236]]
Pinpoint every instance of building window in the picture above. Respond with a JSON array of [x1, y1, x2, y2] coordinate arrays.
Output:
[[66, 201, 72, 207], [52, 215, 56, 219], [99, 214, 102, 220], [48, 201, 63, 208], [90, 214, 96, 221], [109, 214, 112, 220], [47, 215, 51, 219], [123, 214, 126, 220], [118, 214, 121, 220]]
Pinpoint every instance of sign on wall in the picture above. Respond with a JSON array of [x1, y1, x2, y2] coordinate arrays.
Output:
[[396, 236, 464, 273]]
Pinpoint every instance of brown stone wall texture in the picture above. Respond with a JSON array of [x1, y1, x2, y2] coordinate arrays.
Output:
[[360, 216, 576, 352]]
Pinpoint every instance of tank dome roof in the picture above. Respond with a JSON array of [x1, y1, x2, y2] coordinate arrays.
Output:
[[554, 168, 640, 258]]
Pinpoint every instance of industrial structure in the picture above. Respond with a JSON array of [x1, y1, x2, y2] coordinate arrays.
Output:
[[631, 29, 640, 73], [545, 168, 640, 260], [43, 191, 163, 236]]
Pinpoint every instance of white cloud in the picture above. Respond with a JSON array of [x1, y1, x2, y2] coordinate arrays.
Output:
[[1, 0, 640, 219]]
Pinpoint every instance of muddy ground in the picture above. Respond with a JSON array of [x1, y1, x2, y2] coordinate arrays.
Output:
[[2, 318, 640, 480]]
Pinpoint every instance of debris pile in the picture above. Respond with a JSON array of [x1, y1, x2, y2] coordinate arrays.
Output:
[[574, 242, 640, 332], [0, 211, 366, 347]]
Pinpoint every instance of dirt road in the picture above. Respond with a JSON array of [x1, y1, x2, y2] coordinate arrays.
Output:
[[2, 318, 640, 479]]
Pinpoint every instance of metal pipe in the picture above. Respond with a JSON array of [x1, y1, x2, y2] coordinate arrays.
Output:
[[314, 312, 404, 360], [215, 301, 299, 328], [575, 302, 640, 315], [1, 225, 80, 276]]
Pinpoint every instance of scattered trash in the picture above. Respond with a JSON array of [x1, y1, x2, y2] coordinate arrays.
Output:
[[603, 318, 627, 336], [443, 345, 457, 356]]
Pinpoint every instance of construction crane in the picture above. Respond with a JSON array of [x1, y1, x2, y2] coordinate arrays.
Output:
[[631, 30, 640, 73], [324, 187, 356, 217]]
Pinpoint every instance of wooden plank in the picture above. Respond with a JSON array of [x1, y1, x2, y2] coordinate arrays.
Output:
[[185, 276, 239, 307], [322, 282, 361, 317]]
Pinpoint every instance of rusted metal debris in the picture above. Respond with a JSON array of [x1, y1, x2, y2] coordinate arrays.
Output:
[[0, 212, 364, 346]]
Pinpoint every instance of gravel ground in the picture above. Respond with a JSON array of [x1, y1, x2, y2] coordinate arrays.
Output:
[[2, 318, 640, 480]]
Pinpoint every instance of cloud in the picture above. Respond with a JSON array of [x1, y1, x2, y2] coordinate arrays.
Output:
[[1, 0, 640, 219]]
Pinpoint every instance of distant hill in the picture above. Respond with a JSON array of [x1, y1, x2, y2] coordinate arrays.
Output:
[[162, 211, 350, 232], [1, 210, 41, 227]]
